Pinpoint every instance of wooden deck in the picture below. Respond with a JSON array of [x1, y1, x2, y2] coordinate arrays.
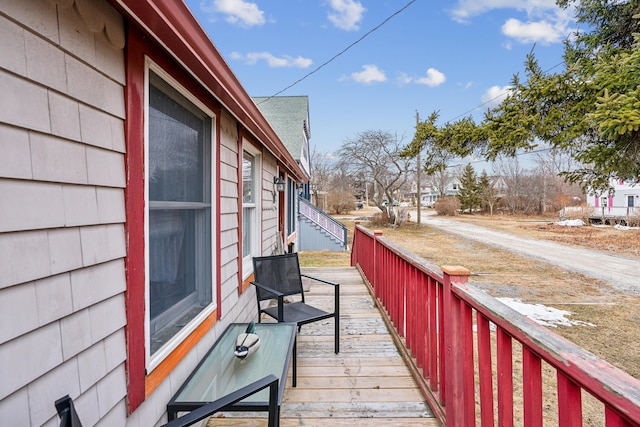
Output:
[[207, 267, 439, 427]]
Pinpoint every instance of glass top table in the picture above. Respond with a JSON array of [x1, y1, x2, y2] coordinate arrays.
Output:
[[167, 322, 297, 421]]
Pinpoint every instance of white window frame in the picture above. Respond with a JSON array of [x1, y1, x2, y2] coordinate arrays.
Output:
[[242, 141, 262, 279], [144, 60, 217, 371]]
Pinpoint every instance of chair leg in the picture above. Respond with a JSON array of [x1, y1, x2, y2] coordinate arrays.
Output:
[[335, 315, 339, 354], [292, 336, 297, 388]]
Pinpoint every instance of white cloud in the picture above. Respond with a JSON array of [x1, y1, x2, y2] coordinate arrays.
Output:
[[396, 72, 414, 86], [348, 64, 386, 84], [449, 0, 574, 46], [481, 85, 512, 108], [327, 0, 366, 31], [501, 18, 565, 44], [204, 0, 266, 28], [230, 51, 313, 68], [396, 69, 446, 87], [415, 68, 446, 87], [450, 0, 558, 24]]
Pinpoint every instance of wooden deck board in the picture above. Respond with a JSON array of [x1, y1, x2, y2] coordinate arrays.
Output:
[[206, 267, 439, 426]]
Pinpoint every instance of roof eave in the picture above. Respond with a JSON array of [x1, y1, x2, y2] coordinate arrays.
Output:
[[110, 0, 307, 182]]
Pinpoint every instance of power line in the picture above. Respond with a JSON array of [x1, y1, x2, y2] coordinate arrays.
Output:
[[257, 0, 417, 105]]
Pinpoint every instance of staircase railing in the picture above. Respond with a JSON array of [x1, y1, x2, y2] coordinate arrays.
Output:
[[298, 196, 347, 249]]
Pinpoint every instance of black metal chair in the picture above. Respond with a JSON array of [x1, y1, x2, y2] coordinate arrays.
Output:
[[252, 253, 339, 353], [55, 395, 83, 427]]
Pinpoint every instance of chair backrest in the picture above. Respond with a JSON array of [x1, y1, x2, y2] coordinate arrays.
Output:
[[252, 253, 304, 302]]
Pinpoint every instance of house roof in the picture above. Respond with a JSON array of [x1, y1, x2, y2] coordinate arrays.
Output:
[[109, 0, 307, 182], [251, 96, 310, 162]]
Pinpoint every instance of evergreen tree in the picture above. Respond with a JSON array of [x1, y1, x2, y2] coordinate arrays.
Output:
[[457, 164, 479, 214], [407, 2, 640, 194]]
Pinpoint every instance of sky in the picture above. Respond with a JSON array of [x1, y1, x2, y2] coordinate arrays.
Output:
[[183, 0, 578, 156]]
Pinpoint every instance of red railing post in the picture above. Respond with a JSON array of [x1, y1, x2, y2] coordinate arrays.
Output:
[[429, 276, 439, 393], [523, 347, 543, 427], [497, 328, 514, 427], [558, 372, 582, 427], [442, 266, 471, 427], [477, 313, 495, 427], [350, 222, 359, 267], [372, 230, 383, 298]]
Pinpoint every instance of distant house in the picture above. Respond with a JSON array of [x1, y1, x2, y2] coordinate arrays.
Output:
[[0, 0, 306, 426], [253, 96, 312, 250], [413, 176, 462, 206], [413, 175, 507, 207], [584, 179, 640, 222], [488, 175, 508, 197], [251, 96, 348, 251], [588, 179, 640, 210], [252, 96, 311, 180]]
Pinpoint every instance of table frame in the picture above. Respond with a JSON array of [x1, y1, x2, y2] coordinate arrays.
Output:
[[166, 322, 297, 424]]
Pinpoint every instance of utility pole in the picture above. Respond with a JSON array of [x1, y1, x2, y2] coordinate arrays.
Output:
[[416, 111, 421, 225]]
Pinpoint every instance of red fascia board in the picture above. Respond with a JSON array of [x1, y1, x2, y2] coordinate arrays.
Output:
[[111, 0, 307, 182]]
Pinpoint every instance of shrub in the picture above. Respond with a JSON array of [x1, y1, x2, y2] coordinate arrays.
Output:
[[327, 189, 355, 214], [369, 211, 392, 227], [559, 205, 594, 222], [435, 197, 461, 216], [627, 213, 640, 227], [394, 208, 410, 226]]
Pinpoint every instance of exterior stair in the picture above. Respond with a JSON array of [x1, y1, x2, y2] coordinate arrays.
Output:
[[298, 196, 348, 251]]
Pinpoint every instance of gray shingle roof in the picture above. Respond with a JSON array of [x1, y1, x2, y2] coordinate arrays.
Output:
[[252, 96, 310, 161]]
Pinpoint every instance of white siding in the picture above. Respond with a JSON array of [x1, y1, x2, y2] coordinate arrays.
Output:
[[0, 1, 127, 426], [261, 156, 280, 255], [219, 111, 240, 316]]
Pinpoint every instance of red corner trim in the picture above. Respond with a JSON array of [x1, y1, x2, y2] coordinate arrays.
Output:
[[124, 26, 146, 413]]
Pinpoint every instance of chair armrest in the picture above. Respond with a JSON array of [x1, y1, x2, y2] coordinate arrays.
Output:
[[300, 274, 338, 287], [252, 281, 286, 321], [251, 281, 285, 297]]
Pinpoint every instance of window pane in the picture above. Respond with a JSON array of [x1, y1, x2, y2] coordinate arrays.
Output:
[[148, 74, 212, 355], [149, 83, 204, 203], [149, 210, 195, 317], [243, 207, 251, 258], [242, 152, 254, 203]]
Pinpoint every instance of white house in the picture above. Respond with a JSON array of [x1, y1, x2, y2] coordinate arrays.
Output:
[[588, 179, 640, 210], [583, 178, 640, 222], [0, 0, 306, 425]]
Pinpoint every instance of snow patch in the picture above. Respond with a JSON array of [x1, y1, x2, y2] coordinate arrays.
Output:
[[497, 298, 596, 328], [556, 219, 586, 227], [614, 224, 639, 230]]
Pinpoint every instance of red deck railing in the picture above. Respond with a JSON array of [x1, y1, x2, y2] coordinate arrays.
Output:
[[351, 224, 640, 426]]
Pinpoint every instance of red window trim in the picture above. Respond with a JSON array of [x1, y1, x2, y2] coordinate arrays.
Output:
[[237, 134, 264, 293], [124, 24, 222, 413]]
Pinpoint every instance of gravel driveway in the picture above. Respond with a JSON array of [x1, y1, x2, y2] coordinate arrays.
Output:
[[420, 214, 640, 295]]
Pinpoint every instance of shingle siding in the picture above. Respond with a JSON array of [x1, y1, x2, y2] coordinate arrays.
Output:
[[1, 0, 297, 425], [0, 0, 128, 425]]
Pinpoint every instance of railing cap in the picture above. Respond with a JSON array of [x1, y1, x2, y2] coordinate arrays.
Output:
[[441, 265, 471, 276]]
